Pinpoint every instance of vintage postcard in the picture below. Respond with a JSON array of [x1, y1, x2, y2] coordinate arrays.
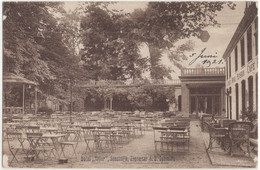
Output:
[[2, 1, 258, 168]]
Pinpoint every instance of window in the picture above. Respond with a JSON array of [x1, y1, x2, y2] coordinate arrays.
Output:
[[241, 38, 245, 66], [247, 26, 252, 61], [226, 60, 228, 79], [256, 74, 258, 111], [248, 76, 253, 111], [229, 87, 232, 119], [229, 56, 231, 78], [227, 88, 229, 119], [229, 96, 232, 119], [241, 80, 246, 112], [235, 46, 238, 71], [255, 17, 258, 56], [235, 83, 239, 120], [255, 31, 258, 56]]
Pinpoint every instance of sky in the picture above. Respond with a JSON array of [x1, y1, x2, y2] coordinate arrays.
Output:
[[63, 1, 246, 79]]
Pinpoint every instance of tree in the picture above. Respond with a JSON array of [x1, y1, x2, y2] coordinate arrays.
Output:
[[79, 2, 235, 81], [3, 2, 88, 106]]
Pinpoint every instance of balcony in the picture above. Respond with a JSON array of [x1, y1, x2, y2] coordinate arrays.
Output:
[[181, 68, 225, 76]]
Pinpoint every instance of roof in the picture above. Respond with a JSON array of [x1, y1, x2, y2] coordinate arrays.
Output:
[[3, 72, 38, 85], [222, 3, 257, 59]]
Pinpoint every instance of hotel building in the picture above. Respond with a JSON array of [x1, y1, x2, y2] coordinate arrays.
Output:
[[223, 2, 258, 120]]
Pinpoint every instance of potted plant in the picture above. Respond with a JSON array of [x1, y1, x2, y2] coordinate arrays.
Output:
[[241, 107, 257, 122]]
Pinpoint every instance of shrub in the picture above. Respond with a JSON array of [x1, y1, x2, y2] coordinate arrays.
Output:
[[241, 107, 257, 122], [38, 106, 53, 115]]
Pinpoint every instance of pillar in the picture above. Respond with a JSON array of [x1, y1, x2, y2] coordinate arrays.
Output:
[[35, 86, 38, 114], [110, 97, 113, 110], [181, 83, 189, 116], [22, 84, 25, 114]]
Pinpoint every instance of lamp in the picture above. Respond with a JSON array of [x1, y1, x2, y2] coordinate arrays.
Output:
[[225, 89, 231, 95]]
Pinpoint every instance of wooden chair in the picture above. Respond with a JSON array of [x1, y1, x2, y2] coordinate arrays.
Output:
[[26, 126, 40, 133], [59, 129, 79, 158], [6, 132, 28, 165], [26, 132, 55, 160], [82, 126, 97, 153], [228, 122, 253, 157]]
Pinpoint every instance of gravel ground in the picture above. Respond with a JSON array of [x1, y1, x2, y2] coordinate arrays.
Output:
[[4, 121, 235, 168]]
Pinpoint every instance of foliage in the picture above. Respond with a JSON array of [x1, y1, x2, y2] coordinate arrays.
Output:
[[38, 106, 54, 115], [241, 107, 257, 122], [3, 2, 88, 104], [81, 81, 175, 111], [79, 2, 235, 80], [3, 2, 236, 110]]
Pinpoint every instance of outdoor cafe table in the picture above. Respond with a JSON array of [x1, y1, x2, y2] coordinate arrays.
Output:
[[40, 127, 59, 134], [41, 133, 67, 158], [90, 129, 119, 152], [4, 122, 21, 130]]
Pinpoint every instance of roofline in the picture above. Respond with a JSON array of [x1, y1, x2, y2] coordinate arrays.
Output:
[[222, 3, 257, 59]]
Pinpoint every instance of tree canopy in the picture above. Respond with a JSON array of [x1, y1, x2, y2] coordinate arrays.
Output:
[[3, 1, 235, 108]]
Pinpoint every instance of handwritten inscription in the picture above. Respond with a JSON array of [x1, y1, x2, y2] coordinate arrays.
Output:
[[189, 48, 223, 67]]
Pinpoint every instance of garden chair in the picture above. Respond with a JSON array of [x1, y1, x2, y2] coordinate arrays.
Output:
[[59, 131, 79, 158], [82, 126, 97, 153], [6, 132, 28, 165], [26, 126, 40, 133], [26, 132, 55, 160], [228, 122, 253, 157]]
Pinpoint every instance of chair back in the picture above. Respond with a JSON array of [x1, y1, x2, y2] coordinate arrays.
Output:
[[26, 132, 43, 149], [220, 119, 237, 128], [6, 132, 23, 150], [26, 126, 40, 133], [207, 123, 227, 138], [228, 122, 253, 141]]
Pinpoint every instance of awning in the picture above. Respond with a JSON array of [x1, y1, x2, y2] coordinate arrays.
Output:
[[3, 72, 38, 85]]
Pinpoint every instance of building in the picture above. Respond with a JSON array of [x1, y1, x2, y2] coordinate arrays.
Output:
[[179, 68, 226, 117], [223, 2, 258, 120]]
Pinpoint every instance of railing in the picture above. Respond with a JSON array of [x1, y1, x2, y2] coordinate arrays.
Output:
[[77, 79, 181, 87], [181, 68, 225, 76], [3, 107, 23, 114]]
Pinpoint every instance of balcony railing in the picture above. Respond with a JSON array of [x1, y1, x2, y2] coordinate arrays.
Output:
[[181, 68, 225, 76]]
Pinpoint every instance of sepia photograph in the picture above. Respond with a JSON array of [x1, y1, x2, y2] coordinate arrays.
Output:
[[2, 1, 258, 168]]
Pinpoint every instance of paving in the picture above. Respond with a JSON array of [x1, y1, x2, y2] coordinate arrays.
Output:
[[200, 128, 257, 168], [4, 120, 257, 168]]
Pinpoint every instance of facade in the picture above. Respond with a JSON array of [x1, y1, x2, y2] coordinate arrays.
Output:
[[179, 68, 226, 117], [223, 2, 258, 120]]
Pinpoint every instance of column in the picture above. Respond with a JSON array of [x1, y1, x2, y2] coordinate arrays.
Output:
[[22, 84, 25, 114], [110, 97, 113, 110], [181, 83, 189, 116], [195, 96, 198, 117], [220, 87, 225, 112], [212, 96, 215, 115], [104, 97, 107, 110], [35, 86, 38, 114]]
